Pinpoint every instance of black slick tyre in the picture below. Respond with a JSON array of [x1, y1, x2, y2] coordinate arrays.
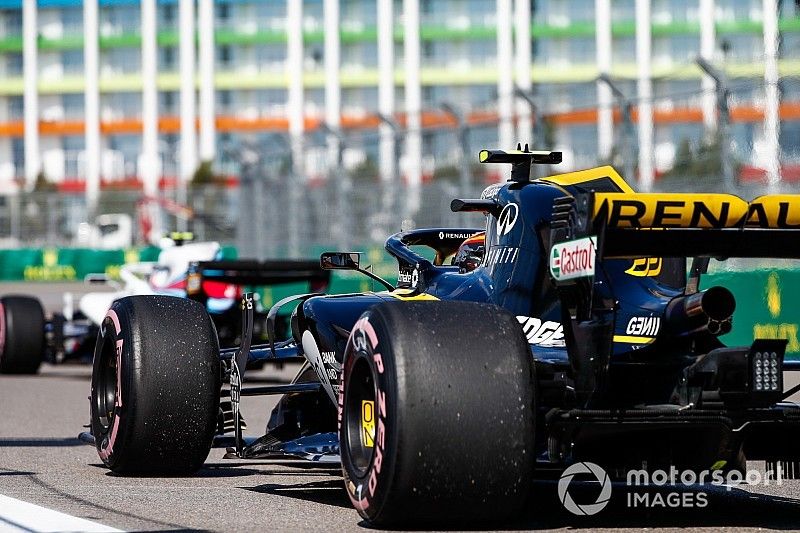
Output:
[[339, 300, 535, 527], [90, 295, 220, 475], [0, 295, 45, 374]]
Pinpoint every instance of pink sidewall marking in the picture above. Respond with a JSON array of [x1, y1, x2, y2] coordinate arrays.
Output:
[[360, 318, 379, 349], [343, 316, 383, 515], [99, 309, 123, 460], [114, 340, 124, 407], [98, 416, 120, 460], [347, 488, 371, 512], [106, 309, 122, 335]]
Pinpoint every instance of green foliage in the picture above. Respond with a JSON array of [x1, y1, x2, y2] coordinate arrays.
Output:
[[540, 117, 556, 148], [599, 145, 621, 167], [349, 157, 379, 183], [191, 160, 224, 186], [433, 164, 459, 183], [670, 139, 693, 176], [662, 132, 739, 181], [33, 170, 56, 192], [469, 162, 487, 184]]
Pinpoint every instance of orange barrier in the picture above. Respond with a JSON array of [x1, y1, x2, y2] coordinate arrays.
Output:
[[652, 107, 704, 124], [0, 102, 798, 138], [0, 121, 23, 136]]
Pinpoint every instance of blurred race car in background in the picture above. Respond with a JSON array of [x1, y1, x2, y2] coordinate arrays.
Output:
[[0, 233, 329, 374]]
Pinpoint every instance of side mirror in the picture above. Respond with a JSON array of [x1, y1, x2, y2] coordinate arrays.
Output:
[[320, 252, 360, 271]]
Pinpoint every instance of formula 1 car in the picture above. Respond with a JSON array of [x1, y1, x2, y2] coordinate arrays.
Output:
[[83, 148, 800, 527], [0, 235, 329, 374]]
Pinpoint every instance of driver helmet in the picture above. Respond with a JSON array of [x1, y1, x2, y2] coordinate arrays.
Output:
[[452, 232, 486, 273]]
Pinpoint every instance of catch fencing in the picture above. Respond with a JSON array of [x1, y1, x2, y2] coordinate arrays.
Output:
[[2, 170, 800, 258]]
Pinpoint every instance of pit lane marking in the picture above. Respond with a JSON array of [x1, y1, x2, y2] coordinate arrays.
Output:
[[0, 494, 123, 532]]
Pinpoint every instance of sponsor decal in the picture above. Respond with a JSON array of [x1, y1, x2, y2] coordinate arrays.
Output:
[[481, 183, 502, 200], [496, 203, 519, 236], [753, 323, 800, 353], [595, 193, 800, 229], [24, 266, 77, 281], [626, 316, 661, 337], [516, 316, 565, 347], [438, 230, 481, 240], [748, 272, 800, 357], [625, 257, 663, 277], [321, 350, 341, 382], [396, 264, 420, 289], [302, 331, 338, 402], [397, 269, 413, 286], [550, 236, 596, 281], [767, 271, 781, 318], [485, 246, 519, 267], [24, 248, 78, 281], [321, 351, 337, 365]]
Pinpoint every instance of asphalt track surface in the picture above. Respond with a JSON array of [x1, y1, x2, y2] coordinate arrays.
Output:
[[2, 283, 800, 531]]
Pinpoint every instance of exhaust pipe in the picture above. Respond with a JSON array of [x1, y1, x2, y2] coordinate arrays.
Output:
[[665, 286, 736, 337]]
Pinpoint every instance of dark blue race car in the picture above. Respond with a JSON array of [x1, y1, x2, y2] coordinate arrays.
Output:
[[83, 148, 800, 527]]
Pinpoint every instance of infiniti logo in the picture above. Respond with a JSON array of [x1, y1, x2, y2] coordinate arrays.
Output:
[[496, 203, 519, 236]]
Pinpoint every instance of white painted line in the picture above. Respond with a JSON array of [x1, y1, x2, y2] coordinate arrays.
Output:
[[0, 494, 123, 532]]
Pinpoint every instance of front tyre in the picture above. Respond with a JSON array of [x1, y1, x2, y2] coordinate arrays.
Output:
[[0, 295, 45, 374], [339, 301, 535, 527], [90, 295, 220, 475]]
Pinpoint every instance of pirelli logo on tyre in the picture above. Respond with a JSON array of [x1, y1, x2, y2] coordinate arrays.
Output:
[[550, 236, 596, 281]]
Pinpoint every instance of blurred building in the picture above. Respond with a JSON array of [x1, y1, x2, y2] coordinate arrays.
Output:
[[0, 0, 798, 195]]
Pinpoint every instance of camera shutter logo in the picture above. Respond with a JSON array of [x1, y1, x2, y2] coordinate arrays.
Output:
[[496, 203, 519, 236], [558, 462, 612, 516]]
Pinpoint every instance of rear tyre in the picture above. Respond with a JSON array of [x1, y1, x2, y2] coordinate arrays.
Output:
[[0, 295, 45, 374], [339, 301, 535, 527], [90, 295, 220, 475]]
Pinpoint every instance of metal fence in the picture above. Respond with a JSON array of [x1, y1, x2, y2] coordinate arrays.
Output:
[[4, 168, 799, 259], [0, 179, 482, 258]]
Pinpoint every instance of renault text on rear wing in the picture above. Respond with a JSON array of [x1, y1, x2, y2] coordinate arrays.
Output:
[[593, 193, 800, 230]]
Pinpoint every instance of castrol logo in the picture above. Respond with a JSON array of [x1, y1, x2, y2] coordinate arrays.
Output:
[[549, 236, 596, 281]]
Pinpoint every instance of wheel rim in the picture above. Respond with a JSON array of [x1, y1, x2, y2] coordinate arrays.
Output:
[[94, 331, 118, 433], [343, 355, 377, 478]]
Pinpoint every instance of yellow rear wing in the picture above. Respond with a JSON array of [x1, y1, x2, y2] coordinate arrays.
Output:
[[593, 193, 800, 230]]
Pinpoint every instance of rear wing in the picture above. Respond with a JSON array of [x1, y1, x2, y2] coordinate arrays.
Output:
[[187, 259, 331, 295], [555, 192, 800, 261]]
